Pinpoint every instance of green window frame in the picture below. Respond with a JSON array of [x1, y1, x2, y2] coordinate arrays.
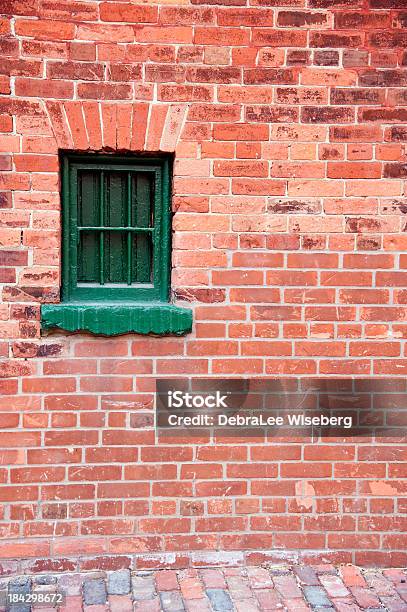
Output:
[[62, 153, 171, 303], [41, 153, 192, 336]]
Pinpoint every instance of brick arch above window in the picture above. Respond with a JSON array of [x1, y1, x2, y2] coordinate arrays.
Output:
[[38, 100, 193, 337], [44, 101, 188, 154]]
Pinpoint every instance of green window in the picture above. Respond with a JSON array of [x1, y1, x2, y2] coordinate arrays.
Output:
[[41, 153, 192, 336], [63, 153, 170, 303]]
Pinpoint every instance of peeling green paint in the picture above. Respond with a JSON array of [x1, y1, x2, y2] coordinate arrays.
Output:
[[41, 303, 193, 336]]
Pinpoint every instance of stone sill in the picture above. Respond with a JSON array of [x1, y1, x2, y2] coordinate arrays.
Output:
[[41, 302, 193, 336]]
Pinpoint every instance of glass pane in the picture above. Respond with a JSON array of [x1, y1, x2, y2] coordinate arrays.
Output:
[[105, 172, 128, 227], [78, 171, 99, 227], [132, 233, 153, 284], [104, 231, 127, 284], [75, 167, 156, 287], [78, 231, 99, 282], [134, 173, 153, 228]]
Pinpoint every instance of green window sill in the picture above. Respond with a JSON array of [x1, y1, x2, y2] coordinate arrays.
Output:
[[41, 303, 192, 336]]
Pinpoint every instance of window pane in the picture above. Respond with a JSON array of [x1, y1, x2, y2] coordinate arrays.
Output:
[[103, 172, 153, 228], [104, 230, 128, 284], [77, 171, 155, 285], [105, 172, 127, 227], [134, 173, 153, 228], [78, 231, 99, 282], [132, 233, 153, 284], [78, 171, 99, 227]]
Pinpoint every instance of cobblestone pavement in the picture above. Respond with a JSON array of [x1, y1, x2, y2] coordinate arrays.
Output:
[[1, 564, 406, 612]]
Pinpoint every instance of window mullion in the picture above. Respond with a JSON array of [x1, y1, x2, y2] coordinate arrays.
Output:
[[127, 173, 132, 286], [78, 226, 153, 232], [99, 170, 105, 285]]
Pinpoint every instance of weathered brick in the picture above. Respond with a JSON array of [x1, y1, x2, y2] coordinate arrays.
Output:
[[100, 3, 158, 23], [301, 106, 354, 123], [15, 19, 75, 40], [310, 31, 364, 48], [0, 0, 406, 567]]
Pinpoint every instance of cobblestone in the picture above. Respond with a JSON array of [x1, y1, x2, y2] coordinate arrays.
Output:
[[83, 578, 107, 606], [131, 574, 155, 601], [0, 564, 403, 611], [107, 570, 131, 595], [206, 588, 234, 611], [159, 589, 185, 612], [303, 585, 335, 607]]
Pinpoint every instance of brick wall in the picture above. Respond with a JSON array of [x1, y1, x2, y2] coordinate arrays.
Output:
[[0, 0, 406, 570]]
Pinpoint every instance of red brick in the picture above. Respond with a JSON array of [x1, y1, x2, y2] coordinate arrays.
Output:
[[302, 68, 357, 86], [0, 0, 406, 563], [68, 42, 96, 61], [232, 179, 285, 196], [161, 7, 215, 25], [77, 83, 132, 100], [213, 123, 269, 141], [296, 341, 346, 357], [252, 29, 307, 47], [77, 23, 134, 43], [160, 85, 213, 103], [80, 377, 132, 393], [241, 341, 291, 356], [22, 377, 76, 393], [331, 88, 384, 106], [14, 154, 58, 173], [327, 162, 381, 179], [244, 68, 298, 86], [100, 3, 158, 22], [278, 11, 329, 28], [310, 32, 363, 48], [302, 106, 354, 124], [214, 161, 268, 178], [135, 26, 192, 44], [47, 61, 103, 81], [15, 19, 75, 40], [194, 27, 249, 46]]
